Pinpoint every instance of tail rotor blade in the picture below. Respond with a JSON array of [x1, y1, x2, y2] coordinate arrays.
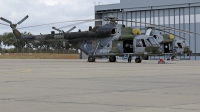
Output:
[[17, 15, 29, 25], [0, 17, 12, 24]]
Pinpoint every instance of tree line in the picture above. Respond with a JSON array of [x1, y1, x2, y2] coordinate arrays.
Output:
[[0, 32, 76, 54]]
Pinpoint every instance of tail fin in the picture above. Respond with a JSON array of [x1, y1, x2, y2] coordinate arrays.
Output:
[[13, 28, 22, 39]]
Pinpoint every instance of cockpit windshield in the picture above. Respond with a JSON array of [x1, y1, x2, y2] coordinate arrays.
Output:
[[148, 37, 159, 45], [145, 40, 151, 46]]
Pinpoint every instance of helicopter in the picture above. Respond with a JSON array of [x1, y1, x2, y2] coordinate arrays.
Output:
[[0, 15, 163, 63], [140, 26, 192, 60], [118, 18, 195, 60], [0, 15, 197, 63]]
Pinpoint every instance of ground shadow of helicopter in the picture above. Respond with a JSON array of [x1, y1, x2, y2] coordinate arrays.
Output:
[[0, 15, 197, 63]]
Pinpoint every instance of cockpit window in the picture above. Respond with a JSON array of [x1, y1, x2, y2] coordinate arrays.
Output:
[[136, 39, 143, 47], [177, 43, 183, 48], [145, 40, 151, 46], [153, 35, 157, 39], [174, 43, 178, 48], [149, 37, 159, 45], [141, 39, 146, 47], [111, 28, 117, 35]]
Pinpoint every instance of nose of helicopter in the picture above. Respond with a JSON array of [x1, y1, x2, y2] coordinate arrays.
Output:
[[152, 47, 162, 54], [183, 47, 192, 54], [145, 46, 162, 55]]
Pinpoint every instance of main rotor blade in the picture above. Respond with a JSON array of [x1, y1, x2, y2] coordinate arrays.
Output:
[[52, 26, 63, 32], [17, 15, 29, 25], [52, 26, 76, 33], [151, 24, 195, 35], [17, 19, 102, 29], [120, 20, 200, 35], [58, 20, 99, 29], [0, 22, 9, 26], [66, 26, 76, 33], [0, 17, 12, 24]]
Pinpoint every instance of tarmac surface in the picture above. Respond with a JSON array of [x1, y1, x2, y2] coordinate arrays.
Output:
[[0, 59, 200, 112]]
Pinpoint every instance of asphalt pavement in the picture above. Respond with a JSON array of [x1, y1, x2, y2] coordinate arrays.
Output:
[[0, 59, 200, 112]]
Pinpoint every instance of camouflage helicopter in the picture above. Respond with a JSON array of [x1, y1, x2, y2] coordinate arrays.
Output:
[[135, 26, 192, 60], [0, 15, 197, 63], [120, 19, 196, 60], [142, 26, 192, 60], [1, 15, 163, 63], [53, 15, 198, 60]]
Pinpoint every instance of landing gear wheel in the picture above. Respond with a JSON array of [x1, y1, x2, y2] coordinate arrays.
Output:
[[142, 55, 149, 60], [109, 56, 116, 62], [135, 58, 142, 63], [171, 56, 176, 60], [128, 56, 132, 63], [88, 56, 95, 62]]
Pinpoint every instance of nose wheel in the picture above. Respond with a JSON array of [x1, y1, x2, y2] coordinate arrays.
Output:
[[135, 57, 142, 63]]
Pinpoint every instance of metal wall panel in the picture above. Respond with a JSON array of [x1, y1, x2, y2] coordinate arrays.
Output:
[[120, 0, 200, 9], [117, 13, 123, 24], [195, 7, 200, 53], [136, 12, 141, 28], [146, 11, 150, 24], [127, 12, 132, 27], [159, 10, 164, 25], [141, 11, 146, 30], [95, 0, 200, 12]]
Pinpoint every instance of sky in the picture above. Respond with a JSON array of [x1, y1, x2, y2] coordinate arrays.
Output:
[[0, 0, 120, 35]]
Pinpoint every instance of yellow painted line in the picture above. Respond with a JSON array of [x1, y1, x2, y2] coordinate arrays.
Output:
[[21, 69, 31, 73], [0, 69, 31, 74]]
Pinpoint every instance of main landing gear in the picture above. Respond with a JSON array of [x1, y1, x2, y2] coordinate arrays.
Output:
[[135, 57, 142, 63], [88, 55, 142, 63], [88, 55, 95, 62], [126, 55, 142, 63], [124, 54, 141, 63], [88, 56, 117, 62], [109, 56, 116, 62], [127, 55, 142, 63]]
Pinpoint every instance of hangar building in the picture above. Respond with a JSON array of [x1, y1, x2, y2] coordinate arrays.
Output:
[[93, 0, 200, 60]]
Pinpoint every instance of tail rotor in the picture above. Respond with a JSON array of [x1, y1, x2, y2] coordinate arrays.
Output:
[[0, 15, 29, 41], [0, 15, 29, 29]]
